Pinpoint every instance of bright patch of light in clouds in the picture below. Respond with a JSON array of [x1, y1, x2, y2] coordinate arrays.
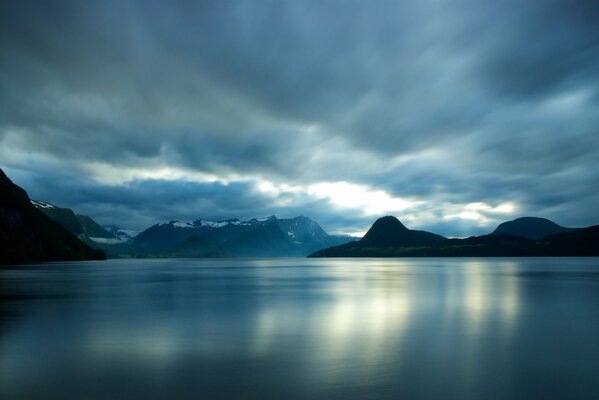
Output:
[[308, 182, 420, 216], [444, 202, 517, 223], [82, 163, 233, 185], [257, 181, 303, 196], [345, 230, 368, 237], [212, 177, 519, 232]]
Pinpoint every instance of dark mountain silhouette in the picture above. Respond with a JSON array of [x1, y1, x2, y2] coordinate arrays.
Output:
[[541, 225, 599, 256], [31, 200, 117, 246], [310, 216, 446, 257], [0, 169, 105, 265], [310, 215, 599, 257], [134, 215, 352, 257], [361, 216, 446, 246], [491, 217, 575, 240]]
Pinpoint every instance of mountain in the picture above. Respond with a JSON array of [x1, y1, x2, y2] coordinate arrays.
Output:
[[542, 225, 599, 256], [134, 215, 351, 257], [310, 215, 599, 258], [416, 228, 599, 257], [0, 169, 105, 264], [360, 216, 446, 246], [31, 200, 119, 246], [309, 216, 446, 257], [491, 217, 575, 240]]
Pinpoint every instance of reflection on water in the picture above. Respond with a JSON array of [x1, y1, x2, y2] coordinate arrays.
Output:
[[1, 258, 599, 399]]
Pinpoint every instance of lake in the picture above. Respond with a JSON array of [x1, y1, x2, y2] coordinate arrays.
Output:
[[1, 258, 599, 399]]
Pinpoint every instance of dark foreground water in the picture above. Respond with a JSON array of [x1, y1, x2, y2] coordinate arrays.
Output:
[[1, 258, 599, 400]]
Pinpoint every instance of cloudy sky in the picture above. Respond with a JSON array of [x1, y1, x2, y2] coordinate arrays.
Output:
[[1, 0, 598, 237]]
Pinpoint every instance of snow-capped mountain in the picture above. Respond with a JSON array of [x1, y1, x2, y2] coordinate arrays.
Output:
[[156, 216, 276, 229], [134, 215, 351, 257], [27, 201, 354, 258]]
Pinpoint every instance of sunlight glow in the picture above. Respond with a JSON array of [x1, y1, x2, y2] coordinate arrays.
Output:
[[256, 180, 303, 197], [308, 181, 420, 215], [82, 163, 232, 185], [443, 201, 516, 223], [344, 230, 367, 237]]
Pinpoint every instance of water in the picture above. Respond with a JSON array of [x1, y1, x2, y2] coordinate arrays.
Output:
[[1, 258, 599, 400]]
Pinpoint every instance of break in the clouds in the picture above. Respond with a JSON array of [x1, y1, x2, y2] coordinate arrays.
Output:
[[1, 0, 598, 236]]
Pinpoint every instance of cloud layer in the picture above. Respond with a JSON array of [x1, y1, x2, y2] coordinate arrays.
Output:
[[1, 0, 598, 236]]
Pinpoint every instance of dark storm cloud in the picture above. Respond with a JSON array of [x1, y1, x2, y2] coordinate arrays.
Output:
[[1, 0, 598, 235], [475, 0, 599, 100]]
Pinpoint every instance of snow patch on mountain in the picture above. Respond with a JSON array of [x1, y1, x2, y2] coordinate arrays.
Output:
[[173, 221, 195, 228], [197, 220, 231, 228], [158, 217, 280, 230], [158, 220, 194, 228], [31, 200, 55, 209]]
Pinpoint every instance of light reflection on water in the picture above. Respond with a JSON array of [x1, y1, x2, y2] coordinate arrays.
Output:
[[1, 258, 599, 399]]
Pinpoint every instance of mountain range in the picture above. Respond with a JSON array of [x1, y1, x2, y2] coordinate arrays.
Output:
[[27, 196, 353, 258], [3, 166, 597, 263], [25, 197, 599, 259], [0, 169, 105, 264], [310, 216, 599, 257], [133, 216, 353, 257]]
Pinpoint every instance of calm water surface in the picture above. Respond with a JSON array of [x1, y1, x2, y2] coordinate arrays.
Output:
[[1, 258, 599, 399]]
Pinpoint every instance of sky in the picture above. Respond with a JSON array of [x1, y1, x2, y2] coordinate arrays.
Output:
[[1, 0, 598, 237]]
